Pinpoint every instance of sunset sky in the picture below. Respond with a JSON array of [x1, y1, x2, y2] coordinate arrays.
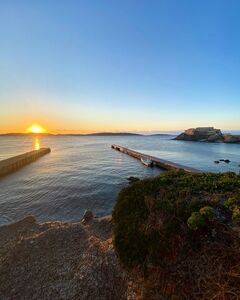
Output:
[[0, 1, 240, 133]]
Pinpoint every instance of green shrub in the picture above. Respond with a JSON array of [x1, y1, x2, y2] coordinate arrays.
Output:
[[224, 197, 238, 210], [187, 212, 206, 230], [232, 206, 240, 224], [113, 171, 240, 269], [224, 196, 240, 224], [187, 206, 215, 231], [199, 206, 215, 220]]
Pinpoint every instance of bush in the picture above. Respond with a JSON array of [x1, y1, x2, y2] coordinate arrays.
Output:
[[199, 206, 215, 220], [187, 206, 215, 230], [113, 170, 240, 269], [187, 212, 206, 230], [224, 197, 238, 209], [232, 206, 240, 224], [113, 170, 240, 299]]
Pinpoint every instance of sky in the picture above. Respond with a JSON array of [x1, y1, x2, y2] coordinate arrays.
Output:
[[0, 0, 240, 133]]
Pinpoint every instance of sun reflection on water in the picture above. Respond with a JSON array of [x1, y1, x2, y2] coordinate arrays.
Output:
[[34, 138, 40, 150]]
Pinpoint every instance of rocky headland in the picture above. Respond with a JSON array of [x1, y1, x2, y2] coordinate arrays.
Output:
[[113, 171, 240, 299], [175, 127, 240, 143], [1, 171, 240, 299]]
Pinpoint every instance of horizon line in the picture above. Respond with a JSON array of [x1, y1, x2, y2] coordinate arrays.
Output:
[[1, 129, 240, 136]]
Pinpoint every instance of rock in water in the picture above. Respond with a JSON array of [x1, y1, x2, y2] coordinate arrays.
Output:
[[82, 210, 93, 224], [127, 176, 140, 183], [224, 159, 231, 163], [207, 134, 224, 142], [223, 134, 240, 143]]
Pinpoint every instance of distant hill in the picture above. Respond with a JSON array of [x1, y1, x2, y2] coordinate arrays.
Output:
[[0, 133, 54, 136], [147, 133, 173, 137], [56, 132, 142, 136], [84, 132, 142, 136], [0, 132, 142, 137], [0, 132, 175, 137]]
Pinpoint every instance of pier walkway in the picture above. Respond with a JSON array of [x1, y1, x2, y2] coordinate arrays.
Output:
[[0, 148, 51, 177], [111, 144, 199, 173]]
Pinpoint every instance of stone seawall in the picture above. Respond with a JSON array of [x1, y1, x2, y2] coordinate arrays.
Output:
[[0, 148, 51, 177]]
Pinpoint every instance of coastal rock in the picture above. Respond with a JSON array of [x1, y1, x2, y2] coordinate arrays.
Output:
[[207, 133, 223, 142], [175, 127, 240, 144], [224, 159, 231, 163], [82, 209, 94, 224], [127, 176, 140, 183], [174, 127, 223, 142], [223, 134, 240, 143], [0, 216, 127, 300]]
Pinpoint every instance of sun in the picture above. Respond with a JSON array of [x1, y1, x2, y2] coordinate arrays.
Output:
[[27, 124, 46, 134]]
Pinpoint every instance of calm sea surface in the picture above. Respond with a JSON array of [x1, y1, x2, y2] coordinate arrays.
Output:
[[0, 135, 240, 225]]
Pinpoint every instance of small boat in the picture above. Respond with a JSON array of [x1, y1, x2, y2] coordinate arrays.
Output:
[[141, 157, 153, 167]]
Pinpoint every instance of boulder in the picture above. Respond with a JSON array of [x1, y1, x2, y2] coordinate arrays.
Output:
[[224, 159, 231, 163], [207, 134, 224, 142], [127, 177, 140, 183], [223, 134, 240, 143], [82, 210, 93, 224]]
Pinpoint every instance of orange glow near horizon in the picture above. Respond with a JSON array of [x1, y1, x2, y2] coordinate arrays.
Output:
[[26, 124, 46, 134]]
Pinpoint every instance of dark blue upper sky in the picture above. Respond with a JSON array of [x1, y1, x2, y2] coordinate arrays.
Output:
[[0, 0, 239, 133]]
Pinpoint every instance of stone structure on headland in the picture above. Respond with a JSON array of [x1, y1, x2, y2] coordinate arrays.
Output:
[[175, 127, 240, 143]]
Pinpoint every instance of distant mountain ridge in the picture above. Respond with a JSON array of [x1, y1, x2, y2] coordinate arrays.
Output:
[[0, 132, 173, 137]]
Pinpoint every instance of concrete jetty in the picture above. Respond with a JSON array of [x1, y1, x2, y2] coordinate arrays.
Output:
[[111, 144, 199, 173], [0, 148, 51, 177]]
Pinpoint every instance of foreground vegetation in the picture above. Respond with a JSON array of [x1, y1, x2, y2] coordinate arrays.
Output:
[[113, 171, 240, 299]]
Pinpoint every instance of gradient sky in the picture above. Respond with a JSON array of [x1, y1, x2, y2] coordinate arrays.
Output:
[[0, 0, 240, 133]]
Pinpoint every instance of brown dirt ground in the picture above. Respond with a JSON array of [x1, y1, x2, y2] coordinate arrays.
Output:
[[0, 215, 128, 300]]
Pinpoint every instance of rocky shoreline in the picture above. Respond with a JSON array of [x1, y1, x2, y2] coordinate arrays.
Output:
[[175, 127, 240, 143], [2, 171, 240, 300], [0, 213, 128, 300]]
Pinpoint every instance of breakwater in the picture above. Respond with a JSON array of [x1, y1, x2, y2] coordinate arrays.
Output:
[[0, 148, 51, 177], [111, 144, 199, 173]]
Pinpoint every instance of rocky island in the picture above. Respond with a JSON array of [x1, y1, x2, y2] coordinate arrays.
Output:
[[175, 127, 240, 143]]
